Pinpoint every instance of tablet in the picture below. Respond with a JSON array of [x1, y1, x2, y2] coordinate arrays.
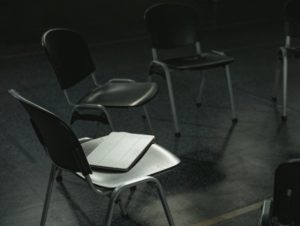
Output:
[[86, 132, 155, 172]]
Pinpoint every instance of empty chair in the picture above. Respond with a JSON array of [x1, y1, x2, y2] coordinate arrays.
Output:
[[8, 89, 180, 226], [272, 0, 300, 120], [144, 3, 237, 136], [259, 159, 300, 225], [42, 28, 158, 132]]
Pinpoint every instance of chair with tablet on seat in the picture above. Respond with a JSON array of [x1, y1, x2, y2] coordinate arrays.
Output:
[[272, 0, 300, 121], [144, 3, 237, 136], [9, 89, 180, 226], [259, 159, 300, 226], [42, 28, 158, 132]]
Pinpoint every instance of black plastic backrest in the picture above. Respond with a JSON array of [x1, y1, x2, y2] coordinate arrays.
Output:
[[8, 89, 92, 175], [42, 28, 96, 90], [273, 159, 300, 224], [144, 3, 199, 49], [285, 0, 300, 38]]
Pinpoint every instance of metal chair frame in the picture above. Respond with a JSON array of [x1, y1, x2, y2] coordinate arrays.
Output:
[[149, 41, 237, 136], [272, 36, 291, 121], [64, 75, 154, 132], [42, 28, 154, 133], [41, 164, 175, 226], [272, 0, 300, 121], [9, 89, 176, 226]]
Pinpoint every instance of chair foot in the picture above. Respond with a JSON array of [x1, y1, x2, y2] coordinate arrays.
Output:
[[281, 116, 287, 121], [232, 118, 238, 123], [196, 103, 202, 107], [271, 97, 277, 102], [175, 132, 181, 137], [141, 114, 146, 119], [56, 175, 63, 183]]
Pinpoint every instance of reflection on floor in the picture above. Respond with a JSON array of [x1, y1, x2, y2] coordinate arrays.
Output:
[[1, 22, 299, 226]]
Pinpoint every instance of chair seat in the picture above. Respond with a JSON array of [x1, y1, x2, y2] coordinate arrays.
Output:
[[162, 52, 234, 70], [77, 137, 180, 189], [78, 82, 158, 107]]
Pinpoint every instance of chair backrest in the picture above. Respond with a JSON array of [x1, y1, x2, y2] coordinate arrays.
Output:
[[42, 28, 96, 90], [285, 0, 300, 38], [8, 89, 92, 176], [273, 159, 300, 225], [144, 3, 199, 49]]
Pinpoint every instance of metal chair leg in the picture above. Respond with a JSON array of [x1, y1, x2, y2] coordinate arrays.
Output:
[[71, 105, 115, 131], [282, 52, 288, 121], [40, 165, 57, 226], [105, 186, 137, 223], [105, 191, 121, 226], [225, 65, 238, 123], [165, 69, 180, 136], [103, 177, 175, 226], [272, 57, 282, 102], [196, 73, 206, 107], [105, 198, 116, 226], [152, 180, 175, 226], [143, 106, 154, 133]]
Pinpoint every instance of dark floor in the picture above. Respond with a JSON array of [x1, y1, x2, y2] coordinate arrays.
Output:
[[1, 22, 300, 226]]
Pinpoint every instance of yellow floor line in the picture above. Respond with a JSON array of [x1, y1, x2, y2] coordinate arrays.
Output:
[[193, 201, 264, 226]]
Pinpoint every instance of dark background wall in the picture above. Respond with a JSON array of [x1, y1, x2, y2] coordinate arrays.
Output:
[[0, 0, 285, 46]]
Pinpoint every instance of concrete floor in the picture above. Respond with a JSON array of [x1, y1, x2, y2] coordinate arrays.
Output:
[[0, 22, 299, 225]]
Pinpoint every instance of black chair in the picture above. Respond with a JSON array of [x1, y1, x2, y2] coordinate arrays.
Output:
[[259, 159, 300, 225], [144, 3, 237, 136], [42, 28, 158, 132], [8, 89, 180, 226], [272, 0, 300, 121]]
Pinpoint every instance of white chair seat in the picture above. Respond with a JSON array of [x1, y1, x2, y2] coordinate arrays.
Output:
[[77, 137, 180, 189]]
